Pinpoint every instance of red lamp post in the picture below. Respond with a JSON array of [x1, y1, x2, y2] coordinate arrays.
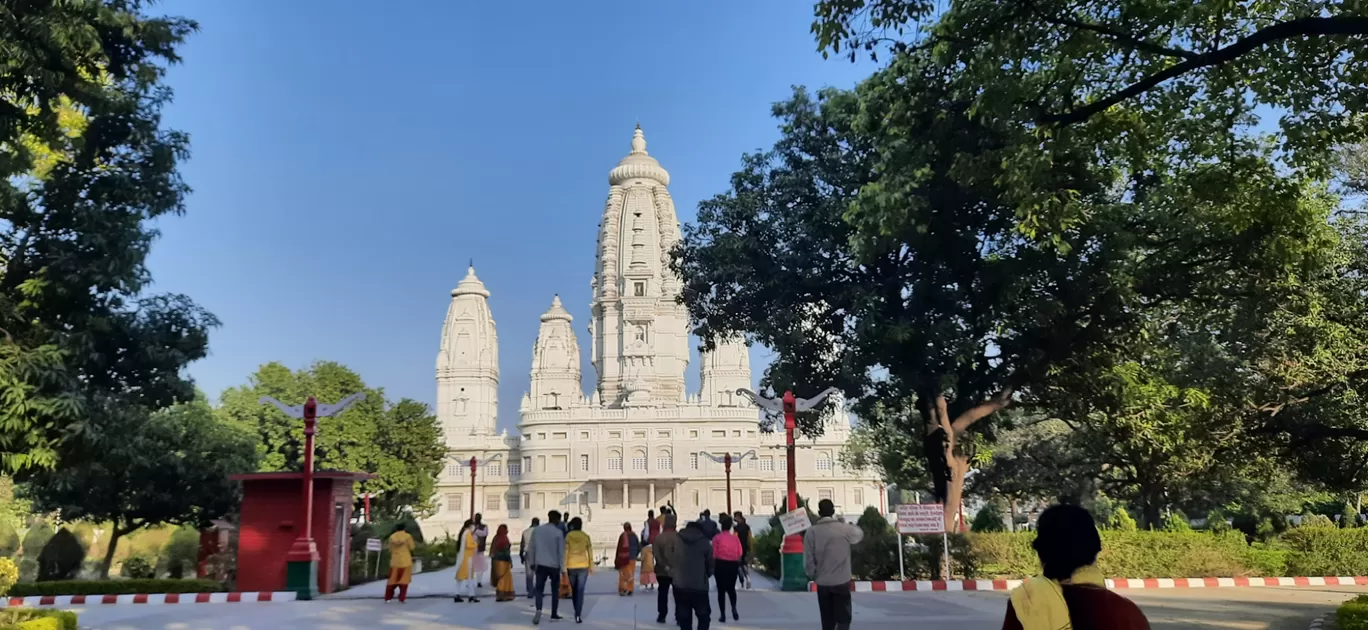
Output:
[[258, 392, 366, 600], [734, 386, 838, 592], [700, 450, 757, 515], [469, 456, 478, 521]]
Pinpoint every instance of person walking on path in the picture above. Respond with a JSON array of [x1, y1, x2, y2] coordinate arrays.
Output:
[[473, 513, 490, 588], [490, 524, 516, 602], [564, 517, 593, 624], [653, 513, 681, 625], [732, 512, 752, 590], [615, 522, 641, 595], [527, 510, 566, 624], [521, 517, 540, 598], [453, 519, 481, 603], [640, 509, 660, 591], [1003, 504, 1150, 630], [711, 514, 743, 623], [697, 510, 719, 539], [383, 523, 416, 603], [804, 499, 863, 630], [673, 519, 715, 630]]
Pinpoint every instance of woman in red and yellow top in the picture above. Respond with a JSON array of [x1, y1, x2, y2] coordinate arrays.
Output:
[[384, 523, 416, 603], [490, 524, 515, 602]]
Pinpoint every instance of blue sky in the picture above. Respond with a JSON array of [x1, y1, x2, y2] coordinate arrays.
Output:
[[147, 0, 877, 429]]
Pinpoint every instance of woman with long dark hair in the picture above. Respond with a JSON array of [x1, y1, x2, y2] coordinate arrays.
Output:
[[1003, 504, 1149, 629]]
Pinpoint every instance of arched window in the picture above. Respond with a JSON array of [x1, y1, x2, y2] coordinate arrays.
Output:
[[608, 449, 623, 471], [657, 449, 673, 471], [816, 452, 833, 471], [632, 448, 648, 471]]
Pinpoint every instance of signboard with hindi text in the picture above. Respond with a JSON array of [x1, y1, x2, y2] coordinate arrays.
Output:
[[366, 538, 382, 552], [897, 503, 945, 534], [779, 509, 812, 536]]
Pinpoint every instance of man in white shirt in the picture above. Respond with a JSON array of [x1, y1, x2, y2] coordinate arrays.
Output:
[[520, 517, 540, 598]]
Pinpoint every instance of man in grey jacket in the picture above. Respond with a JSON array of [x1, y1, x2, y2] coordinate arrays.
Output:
[[804, 499, 864, 630], [527, 510, 566, 624], [671, 520, 715, 630]]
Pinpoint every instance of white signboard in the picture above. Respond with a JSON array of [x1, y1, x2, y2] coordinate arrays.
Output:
[[366, 537, 383, 552], [779, 509, 812, 536], [897, 503, 945, 534]]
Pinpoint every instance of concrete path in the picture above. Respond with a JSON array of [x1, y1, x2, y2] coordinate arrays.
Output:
[[69, 582, 1367, 629], [327, 564, 780, 600]]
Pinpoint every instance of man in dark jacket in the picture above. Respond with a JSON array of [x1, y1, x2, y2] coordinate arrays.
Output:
[[653, 513, 681, 624], [697, 510, 720, 539], [671, 520, 715, 630]]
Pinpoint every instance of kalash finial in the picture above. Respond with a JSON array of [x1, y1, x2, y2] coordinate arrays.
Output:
[[631, 124, 646, 154]]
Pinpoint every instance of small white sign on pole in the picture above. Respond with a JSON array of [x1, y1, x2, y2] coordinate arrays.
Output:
[[897, 503, 945, 534], [779, 509, 812, 536], [366, 537, 383, 552]]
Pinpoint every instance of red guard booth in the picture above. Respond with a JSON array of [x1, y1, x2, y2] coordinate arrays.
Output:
[[231, 471, 374, 595]]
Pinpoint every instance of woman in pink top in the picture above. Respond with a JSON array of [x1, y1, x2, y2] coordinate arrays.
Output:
[[713, 513, 744, 622]]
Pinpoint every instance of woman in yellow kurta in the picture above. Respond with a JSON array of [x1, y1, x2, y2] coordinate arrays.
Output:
[[384, 523, 416, 603], [490, 524, 515, 602], [453, 519, 480, 603]]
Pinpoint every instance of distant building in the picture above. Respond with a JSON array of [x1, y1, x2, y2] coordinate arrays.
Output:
[[419, 126, 880, 549]]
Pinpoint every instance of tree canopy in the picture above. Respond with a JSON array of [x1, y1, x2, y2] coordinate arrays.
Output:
[[0, 0, 214, 473], [217, 361, 446, 518], [20, 395, 257, 577], [676, 0, 1368, 529]]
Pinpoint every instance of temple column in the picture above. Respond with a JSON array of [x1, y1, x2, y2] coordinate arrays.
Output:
[[623, 482, 629, 510], [598, 483, 605, 509], [649, 482, 656, 507]]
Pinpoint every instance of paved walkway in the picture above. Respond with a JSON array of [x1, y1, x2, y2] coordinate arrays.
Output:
[[328, 564, 781, 599]]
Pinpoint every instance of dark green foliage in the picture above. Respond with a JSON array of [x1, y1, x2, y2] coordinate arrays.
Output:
[[0, 608, 78, 630], [160, 527, 199, 579], [6, 579, 223, 597], [218, 363, 445, 519], [852, 508, 902, 580], [35, 529, 83, 581], [21, 397, 257, 578], [0, 522, 18, 557], [1340, 594, 1368, 630], [119, 556, 154, 579], [417, 535, 459, 570], [971, 503, 1008, 533], [0, 0, 214, 475], [1281, 528, 1368, 576]]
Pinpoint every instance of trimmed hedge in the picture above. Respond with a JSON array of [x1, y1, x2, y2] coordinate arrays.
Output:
[[1339, 594, 1368, 630], [6, 578, 224, 597], [974, 531, 1292, 579], [0, 609, 78, 630]]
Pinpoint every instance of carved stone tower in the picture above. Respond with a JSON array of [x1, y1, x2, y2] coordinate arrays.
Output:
[[436, 266, 500, 437]]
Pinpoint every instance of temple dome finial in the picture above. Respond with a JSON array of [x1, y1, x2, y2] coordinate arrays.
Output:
[[452, 265, 490, 298], [540, 294, 573, 323], [610, 123, 669, 186]]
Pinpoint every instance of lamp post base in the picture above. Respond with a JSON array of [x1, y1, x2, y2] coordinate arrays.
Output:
[[781, 534, 807, 591], [285, 538, 320, 600]]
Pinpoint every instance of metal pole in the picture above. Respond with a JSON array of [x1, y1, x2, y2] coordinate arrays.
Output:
[[301, 397, 317, 543], [898, 533, 905, 580], [724, 454, 733, 515], [469, 456, 478, 522], [942, 530, 951, 580]]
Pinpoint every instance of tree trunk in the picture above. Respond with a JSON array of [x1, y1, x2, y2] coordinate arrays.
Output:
[[1141, 491, 1162, 530], [100, 527, 126, 580], [1009, 498, 1019, 533]]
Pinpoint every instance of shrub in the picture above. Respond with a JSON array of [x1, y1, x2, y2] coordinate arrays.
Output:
[[120, 556, 155, 579], [160, 527, 200, 579], [0, 608, 79, 630], [36, 529, 83, 581], [971, 503, 1008, 533], [1344, 503, 1362, 529], [752, 526, 782, 577], [852, 508, 901, 580], [1282, 527, 1368, 576], [1300, 514, 1337, 529], [0, 522, 18, 558], [1162, 512, 1192, 532], [0, 557, 18, 595], [6, 578, 224, 597], [1108, 509, 1138, 532], [1339, 594, 1368, 630], [19, 525, 53, 559], [417, 535, 459, 571]]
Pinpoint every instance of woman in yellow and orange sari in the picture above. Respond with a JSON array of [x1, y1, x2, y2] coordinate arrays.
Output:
[[490, 524, 515, 602], [384, 523, 416, 603], [453, 519, 480, 603], [615, 522, 640, 596]]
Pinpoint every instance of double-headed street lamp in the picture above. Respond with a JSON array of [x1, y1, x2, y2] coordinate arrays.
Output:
[[698, 450, 758, 515], [735, 387, 839, 592], [258, 393, 366, 597], [458, 454, 503, 521]]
